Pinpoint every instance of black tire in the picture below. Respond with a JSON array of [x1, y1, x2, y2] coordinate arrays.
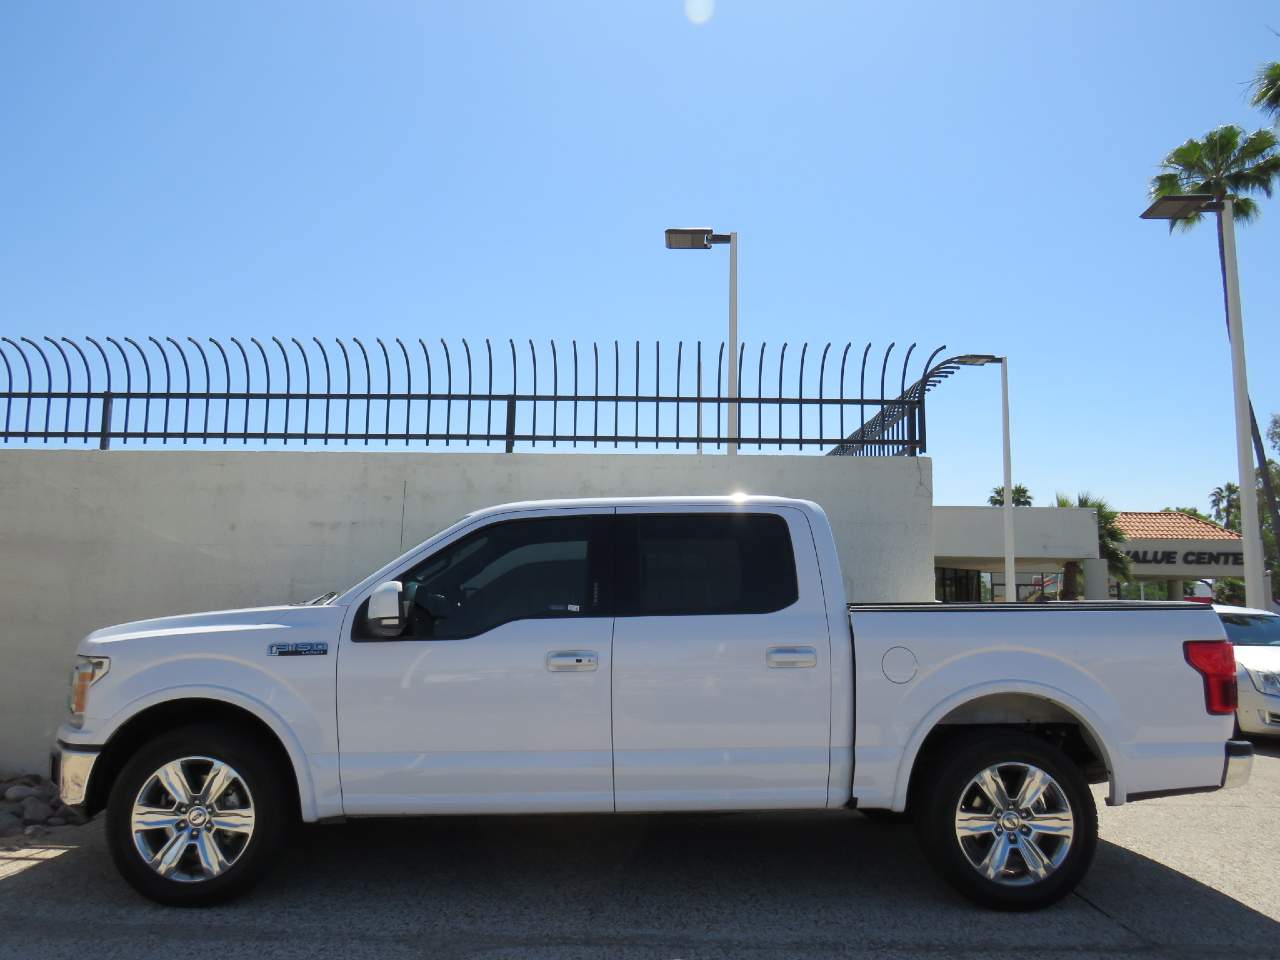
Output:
[[912, 732, 1097, 910], [105, 723, 290, 906]]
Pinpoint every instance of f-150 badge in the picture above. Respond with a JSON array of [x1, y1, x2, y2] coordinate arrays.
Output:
[[268, 642, 329, 657]]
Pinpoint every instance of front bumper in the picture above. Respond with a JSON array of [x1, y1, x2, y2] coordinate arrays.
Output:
[[50, 741, 101, 807], [1222, 739, 1253, 790]]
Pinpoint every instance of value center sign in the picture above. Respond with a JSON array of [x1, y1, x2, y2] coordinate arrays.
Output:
[[1122, 537, 1244, 579]]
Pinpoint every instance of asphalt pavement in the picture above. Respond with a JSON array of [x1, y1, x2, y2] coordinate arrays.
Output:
[[2, 742, 1277, 960]]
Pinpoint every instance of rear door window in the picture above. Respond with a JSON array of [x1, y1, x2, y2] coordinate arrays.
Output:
[[616, 513, 798, 616]]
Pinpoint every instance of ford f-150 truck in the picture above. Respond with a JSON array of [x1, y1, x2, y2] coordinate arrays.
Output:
[[52, 496, 1252, 909]]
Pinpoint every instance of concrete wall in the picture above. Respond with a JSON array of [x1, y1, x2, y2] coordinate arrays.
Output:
[[0, 449, 934, 773], [932, 506, 1100, 570]]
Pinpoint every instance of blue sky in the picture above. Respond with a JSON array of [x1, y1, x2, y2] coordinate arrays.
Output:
[[2, 1, 1278, 510]]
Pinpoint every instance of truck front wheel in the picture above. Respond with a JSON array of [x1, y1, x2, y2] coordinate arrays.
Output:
[[913, 732, 1098, 910], [105, 723, 289, 906]]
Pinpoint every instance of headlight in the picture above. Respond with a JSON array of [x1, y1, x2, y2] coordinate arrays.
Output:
[[1249, 669, 1280, 697], [68, 656, 110, 726]]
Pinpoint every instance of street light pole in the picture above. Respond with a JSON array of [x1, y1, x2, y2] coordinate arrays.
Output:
[[1220, 198, 1267, 608], [1000, 357, 1015, 603], [665, 227, 739, 455], [1141, 193, 1268, 610], [728, 232, 738, 455]]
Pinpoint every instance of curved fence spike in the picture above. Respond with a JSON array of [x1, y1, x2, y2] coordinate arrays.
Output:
[[20, 338, 52, 443], [337, 339, 352, 447], [271, 336, 291, 445], [0, 338, 29, 442], [43, 337, 73, 441], [249, 338, 271, 443], [164, 337, 192, 444], [397, 338, 411, 446], [209, 339, 232, 441], [124, 338, 152, 444], [229, 338, 251, 440], [293, 338, 313, 443], [313, 338, 332, 445], [352, 338, 371, 447], [106, 338, 130, 444], [376, 338, 390, 447], [442, 339, 454, 447], [461, 339, 473, 447], [508, 339, 517, 451], [186, 338, 211, 443], [550, 340, 558, 449], [0, 342, 12, 443], [674, 341, 683, 449], [146, 337, 172, 444], [485, 339, 494, 445], [61, 338, 92, 441], [715, 343, 724, 450], [419, 338, 433, 447], [900, 342, 916, 397]]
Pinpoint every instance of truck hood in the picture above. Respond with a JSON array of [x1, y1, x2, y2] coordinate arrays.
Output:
[[85, 604, 344, 647], [1234, 645, 1280, 673]]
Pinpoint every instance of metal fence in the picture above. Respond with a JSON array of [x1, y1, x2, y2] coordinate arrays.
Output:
[[0, 336, 956, 454]]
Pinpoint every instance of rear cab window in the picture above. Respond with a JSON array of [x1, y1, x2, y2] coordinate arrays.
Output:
[[615, 512, 799, 616]]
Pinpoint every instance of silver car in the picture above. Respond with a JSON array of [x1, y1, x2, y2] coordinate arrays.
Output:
[[1217, 604, 1280, 737]]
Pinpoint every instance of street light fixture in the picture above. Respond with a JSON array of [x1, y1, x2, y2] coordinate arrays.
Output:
[[953, 355, 1016, 602], [665, 227, 738, 454], [1141, 194, 1267, 609]]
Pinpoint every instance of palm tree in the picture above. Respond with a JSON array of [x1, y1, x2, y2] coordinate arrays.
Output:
[[1150, 125, 1280, 577], [988, 484, 1032, 507], [1251, 60, 1280, 122], [1210, 482, 1240, 531], [1056, 492, 1129, 600]]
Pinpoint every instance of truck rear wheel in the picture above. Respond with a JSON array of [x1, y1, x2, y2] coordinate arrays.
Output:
[[105, 723, 289, 906], [913, 732, 1097, 910]]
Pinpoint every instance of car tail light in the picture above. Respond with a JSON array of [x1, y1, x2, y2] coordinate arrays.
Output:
[[1183, 641, 1238, 716]]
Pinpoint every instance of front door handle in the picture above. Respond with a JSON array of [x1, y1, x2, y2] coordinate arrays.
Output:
[[546, 650, 599, 672], [766, 645, 817, 669]]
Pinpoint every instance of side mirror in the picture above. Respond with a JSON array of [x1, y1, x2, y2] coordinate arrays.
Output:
[[367, 581, 403, 628]]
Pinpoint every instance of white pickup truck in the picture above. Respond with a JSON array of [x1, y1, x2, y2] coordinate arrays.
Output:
[[53, 496, 1252, 909]]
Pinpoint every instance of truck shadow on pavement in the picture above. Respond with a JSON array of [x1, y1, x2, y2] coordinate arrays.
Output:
[[1, 810, 1276, 958]]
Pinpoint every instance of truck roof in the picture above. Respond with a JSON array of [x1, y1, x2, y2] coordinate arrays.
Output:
[[465, 494, 821, 518]]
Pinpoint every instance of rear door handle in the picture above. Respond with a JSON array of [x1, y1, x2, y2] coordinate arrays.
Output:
[[546, 650, 599, 672], [766, 645, 817, 669]]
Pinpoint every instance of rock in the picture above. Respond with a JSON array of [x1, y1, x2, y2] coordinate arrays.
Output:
[[23, 824, 46, 838], [21, 797, 54, 824], [0, 801, 23, 817], [46, 817, 66, 827], [3, 785, 37, 802], [34, 782, 58, 801], [0, 812, 21, 836]]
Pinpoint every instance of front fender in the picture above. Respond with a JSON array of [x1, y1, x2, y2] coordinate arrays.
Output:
[[68, 649, 340, 821], [100, 684, 323, 820]]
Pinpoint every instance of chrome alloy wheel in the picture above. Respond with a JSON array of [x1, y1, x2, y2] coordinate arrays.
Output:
[[130, 756, 256, 883], [953, 762, 1074, 887]]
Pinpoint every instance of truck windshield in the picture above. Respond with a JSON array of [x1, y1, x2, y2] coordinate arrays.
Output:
[[1219, 613, 1280, 646]]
